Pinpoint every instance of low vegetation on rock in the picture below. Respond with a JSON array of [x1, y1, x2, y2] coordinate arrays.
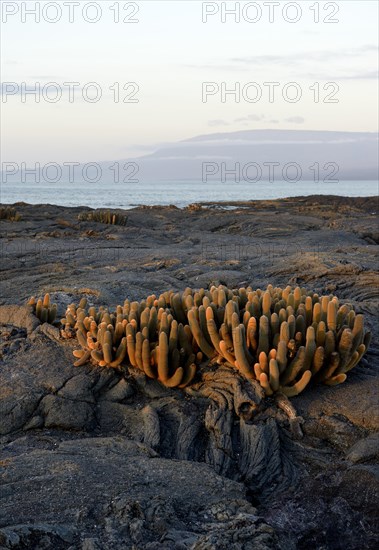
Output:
[[0, 206, 21, 221], [78, 210, 127, 226]]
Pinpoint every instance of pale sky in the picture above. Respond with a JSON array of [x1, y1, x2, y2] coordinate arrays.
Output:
[[1, 0, 378, 165]]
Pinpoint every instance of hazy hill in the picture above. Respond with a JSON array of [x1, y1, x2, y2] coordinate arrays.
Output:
[[2, 130, 378, 183]]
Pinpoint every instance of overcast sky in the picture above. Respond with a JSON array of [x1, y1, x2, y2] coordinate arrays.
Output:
[[1, 0, 378, 165]]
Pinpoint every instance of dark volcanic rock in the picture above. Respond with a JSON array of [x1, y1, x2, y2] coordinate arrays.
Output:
[[0, 436, 280, 550], [0, 197, 378, 549]]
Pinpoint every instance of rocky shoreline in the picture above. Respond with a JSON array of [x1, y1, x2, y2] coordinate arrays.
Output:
[[0, 195, 378, 549]]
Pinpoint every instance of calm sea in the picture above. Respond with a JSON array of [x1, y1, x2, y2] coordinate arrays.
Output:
[[0, 180, 378, 209]]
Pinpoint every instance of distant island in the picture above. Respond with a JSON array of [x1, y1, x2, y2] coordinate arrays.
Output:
[[2, 129, 378, 183]]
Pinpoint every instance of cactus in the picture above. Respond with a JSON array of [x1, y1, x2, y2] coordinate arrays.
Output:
[[78, 209, 127, 226], [232, 324, 254, 379], [61, 284, 370, 396], [70, 298, 199, 388], [187, 308, 216, 359], [280, 370, 312, 397], [28, 294, 57, 324], [59, 297, 88, 337]]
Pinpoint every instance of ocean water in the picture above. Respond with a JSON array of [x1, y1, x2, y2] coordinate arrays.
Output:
[[0, 180, 378, 209]]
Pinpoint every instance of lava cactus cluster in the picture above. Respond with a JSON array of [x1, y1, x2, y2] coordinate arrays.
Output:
[[53, 284, 371, 396]]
